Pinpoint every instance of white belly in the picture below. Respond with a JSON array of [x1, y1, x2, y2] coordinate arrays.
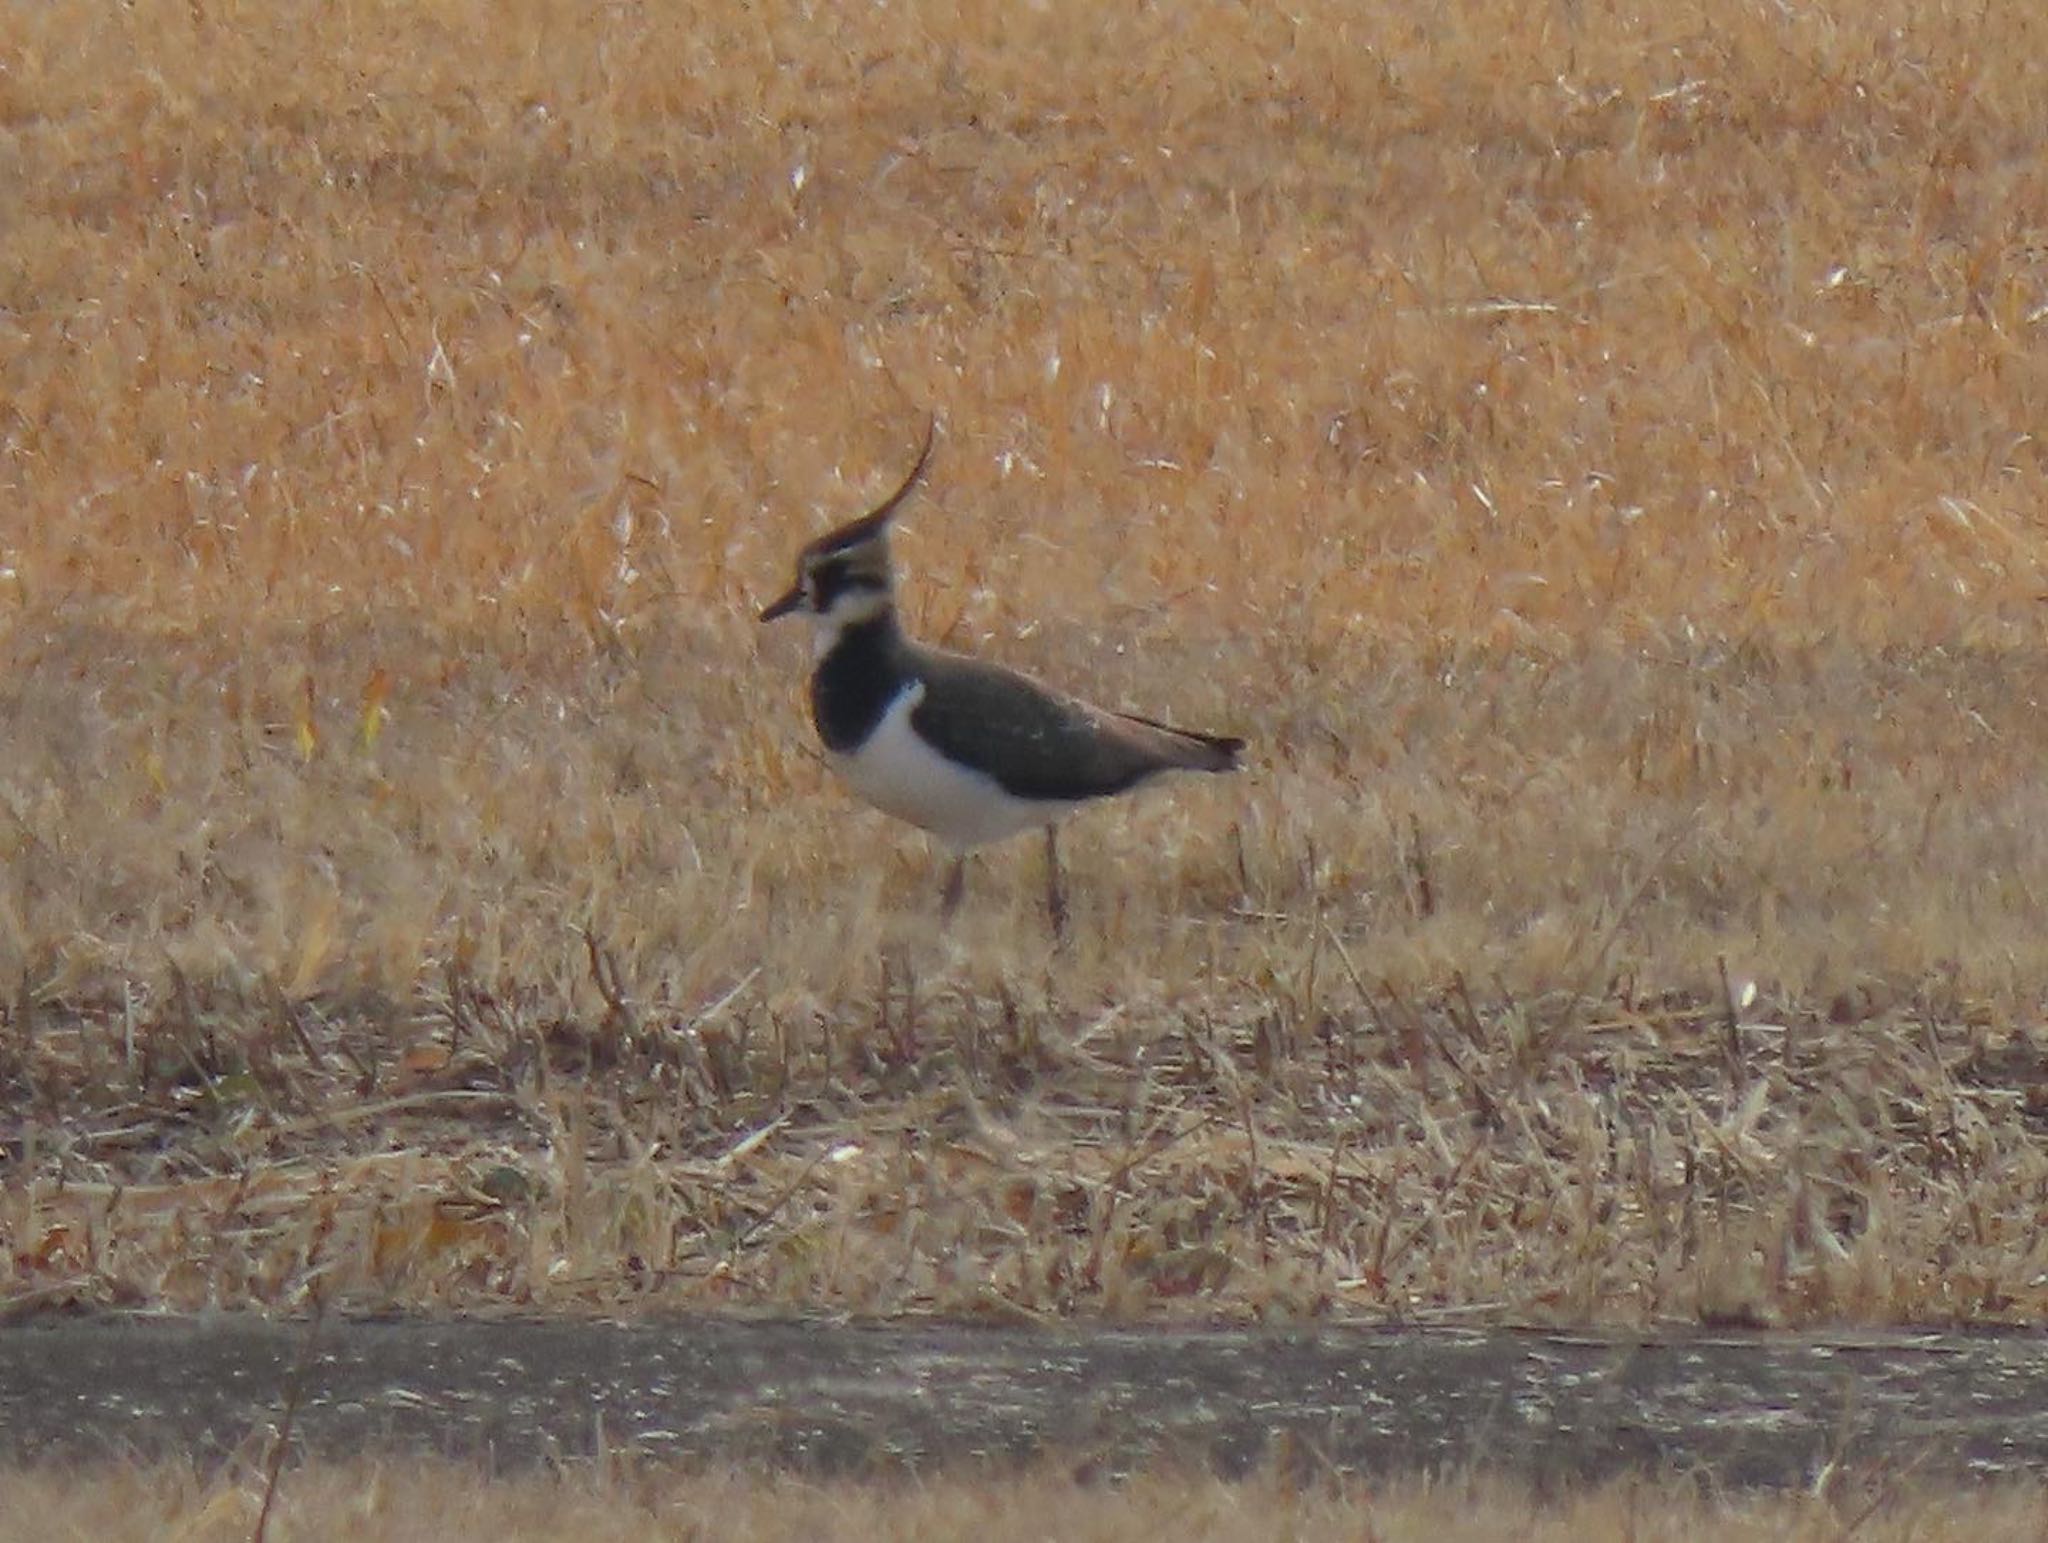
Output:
[[829, 683, 1075, 851]]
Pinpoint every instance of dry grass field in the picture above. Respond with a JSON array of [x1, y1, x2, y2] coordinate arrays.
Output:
[[6, 0, 2048, 1350], [1, 1459, 2043, 1543]]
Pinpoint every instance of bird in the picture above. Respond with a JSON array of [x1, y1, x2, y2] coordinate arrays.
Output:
[[758, 418, 1244, 935]]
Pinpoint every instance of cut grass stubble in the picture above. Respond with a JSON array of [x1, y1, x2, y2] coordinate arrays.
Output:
[[10, 1458, 2048, 1543], [5, 0, 2048, 1328]]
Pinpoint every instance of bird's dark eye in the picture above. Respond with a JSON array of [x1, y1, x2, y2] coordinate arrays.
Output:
[[811, 563, 849, 610]]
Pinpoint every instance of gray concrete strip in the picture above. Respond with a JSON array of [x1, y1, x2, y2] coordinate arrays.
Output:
[[1, 1316, 2043, 1486]]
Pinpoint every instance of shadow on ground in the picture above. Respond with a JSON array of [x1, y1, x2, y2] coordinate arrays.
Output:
[[3, 1316, 2043, 1486]]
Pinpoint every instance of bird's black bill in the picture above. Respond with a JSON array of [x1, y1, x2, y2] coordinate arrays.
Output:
[[759, 585, 804, 622]]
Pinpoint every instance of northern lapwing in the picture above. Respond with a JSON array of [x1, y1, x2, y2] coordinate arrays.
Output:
[[759, 419, 1244, 934]]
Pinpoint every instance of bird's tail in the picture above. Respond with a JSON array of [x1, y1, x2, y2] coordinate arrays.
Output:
[[1112, 711, 1245, 773]]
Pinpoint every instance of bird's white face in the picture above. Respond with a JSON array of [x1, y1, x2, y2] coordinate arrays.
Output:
[[761, 546, 894, 653], [799, 562, 892, 655]]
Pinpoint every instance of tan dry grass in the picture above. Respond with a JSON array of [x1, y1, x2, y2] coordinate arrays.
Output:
[[4, 0, 2048, 1324], [0, 1460, 2042, 1543]]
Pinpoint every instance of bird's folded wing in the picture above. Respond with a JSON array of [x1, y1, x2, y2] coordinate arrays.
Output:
[[911, 654, 1231, 802]]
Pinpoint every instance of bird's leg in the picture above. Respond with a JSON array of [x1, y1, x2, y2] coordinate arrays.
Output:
[[1044, 823, 1068, 944], [940, 853, 968, 924]]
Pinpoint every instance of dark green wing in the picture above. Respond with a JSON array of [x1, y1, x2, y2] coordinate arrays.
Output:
[[909, 650, 1240, 802]]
